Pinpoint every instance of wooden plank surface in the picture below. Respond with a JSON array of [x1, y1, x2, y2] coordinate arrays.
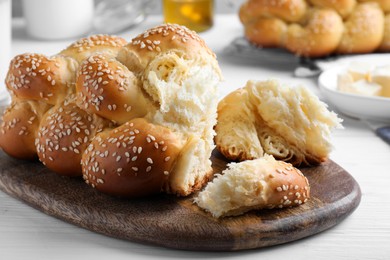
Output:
[[0, 150, 361, 251]]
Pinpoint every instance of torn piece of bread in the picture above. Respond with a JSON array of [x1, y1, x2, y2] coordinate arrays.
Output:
[[215, 80, 342, 166], [195, 155, 310, 218]]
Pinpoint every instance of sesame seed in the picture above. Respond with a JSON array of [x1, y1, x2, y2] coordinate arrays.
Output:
[[164, 156, 170, 162], [147, 158, 153, 164], [146, 166, 152, 172], [276, 187, 283, 192]]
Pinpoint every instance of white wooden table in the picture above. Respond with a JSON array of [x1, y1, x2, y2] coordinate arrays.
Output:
[[1, 14, 389, 260]]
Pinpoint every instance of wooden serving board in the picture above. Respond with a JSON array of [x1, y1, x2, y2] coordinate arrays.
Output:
[[0, 150, 361, 251]]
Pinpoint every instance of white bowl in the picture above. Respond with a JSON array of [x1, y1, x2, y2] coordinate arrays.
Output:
[[318, 65, 390, 122]]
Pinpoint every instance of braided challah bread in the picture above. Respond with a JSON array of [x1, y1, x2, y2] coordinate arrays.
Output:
[[0, 24, 222, 197], [240, 0, 388, 57]]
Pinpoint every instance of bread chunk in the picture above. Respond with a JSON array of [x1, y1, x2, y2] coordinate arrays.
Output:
[[215, 80, 342, 166], [195, 155, 310, 218]]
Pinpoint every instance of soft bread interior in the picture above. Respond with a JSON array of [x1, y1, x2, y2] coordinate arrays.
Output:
[[145, 52, 219, 134], [216, 80, 343, 166], [248, 80, 342, 163], [166, 136, 212, 196], [215, 88, 264, 161], [143, 51, 221, 196]]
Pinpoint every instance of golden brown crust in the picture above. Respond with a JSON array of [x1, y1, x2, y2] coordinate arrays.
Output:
[[378, 13, 390, 51], [309, 0, 356, 18], [6, 54, 77, 105], [254, 160, 310, 210], [244, 17, 287, 48], [117, 23, 220, 75], [0, 100, 50, 160], [59, 34, 127, 63], [358, 0, 390, 12], [239, 0, 308, 24], [337, 2, 384, 54], [36, 99, 113, 176], [81, 118, 183, 198], [285, 8, 343, 57], [75, 54, 149, 124]]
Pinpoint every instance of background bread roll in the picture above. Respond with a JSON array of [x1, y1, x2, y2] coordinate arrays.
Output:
[[240, 0, 390, 57]]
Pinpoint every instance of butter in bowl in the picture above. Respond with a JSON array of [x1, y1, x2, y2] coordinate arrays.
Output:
[[337, 63, 390, 98]]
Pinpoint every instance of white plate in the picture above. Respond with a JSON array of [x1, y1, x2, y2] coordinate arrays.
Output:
[[318, 62, 390, 122]]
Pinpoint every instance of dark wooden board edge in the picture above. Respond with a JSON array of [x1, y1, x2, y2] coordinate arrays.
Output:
[[0, 150, 361, 251]]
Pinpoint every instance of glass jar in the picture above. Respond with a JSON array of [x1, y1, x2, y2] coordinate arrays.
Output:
[[163, 0, 214, 32]]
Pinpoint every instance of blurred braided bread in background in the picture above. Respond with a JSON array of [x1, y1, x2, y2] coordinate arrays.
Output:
[[0, 24, 222, 198], [239, 0, 389, 57]]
